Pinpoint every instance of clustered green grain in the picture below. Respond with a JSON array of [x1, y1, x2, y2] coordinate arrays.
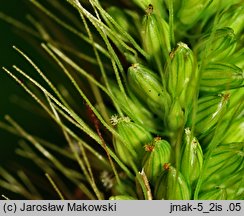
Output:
[[110, 1, 243, 199]]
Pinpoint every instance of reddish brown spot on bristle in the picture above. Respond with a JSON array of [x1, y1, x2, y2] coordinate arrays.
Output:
[[154, 136, 161, 142], [223, 93, 230, 101], [163, 163, 170, 170], [144, 144, 154, 152]]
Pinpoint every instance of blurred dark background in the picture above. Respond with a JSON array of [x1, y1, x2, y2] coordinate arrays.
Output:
[[0, 0, 74, 198], [0, 1, 59, 157], [0, 0, 35, 164], [0, 0, 117, 199]]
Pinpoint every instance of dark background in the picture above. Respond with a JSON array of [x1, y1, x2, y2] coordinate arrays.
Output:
[[0, 0, 116, 198], [0, 0, 35, 164], [0, 0, 74, 197]]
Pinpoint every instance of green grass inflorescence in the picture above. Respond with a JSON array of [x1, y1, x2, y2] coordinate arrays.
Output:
[[0, 0, 243, 200]]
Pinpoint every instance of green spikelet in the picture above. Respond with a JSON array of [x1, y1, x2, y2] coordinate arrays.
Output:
[[111, 116, 153, 167], [141, 4, 170, 72], [201, 143, 244, 191], [165, 99, 185, 133], [194, 93, 230, 136], [127, 63, 171, 119], [200, 63, 243, 94], [142, 137, 171, 185], [166, 42, 198, 116], [195, 28, 237, 63], [199, 87, 244, 147], [215, 4, 244, 36], [154, 163, 191, 200], [180, 128, 203, 189], [220, 168, 244, 200]]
